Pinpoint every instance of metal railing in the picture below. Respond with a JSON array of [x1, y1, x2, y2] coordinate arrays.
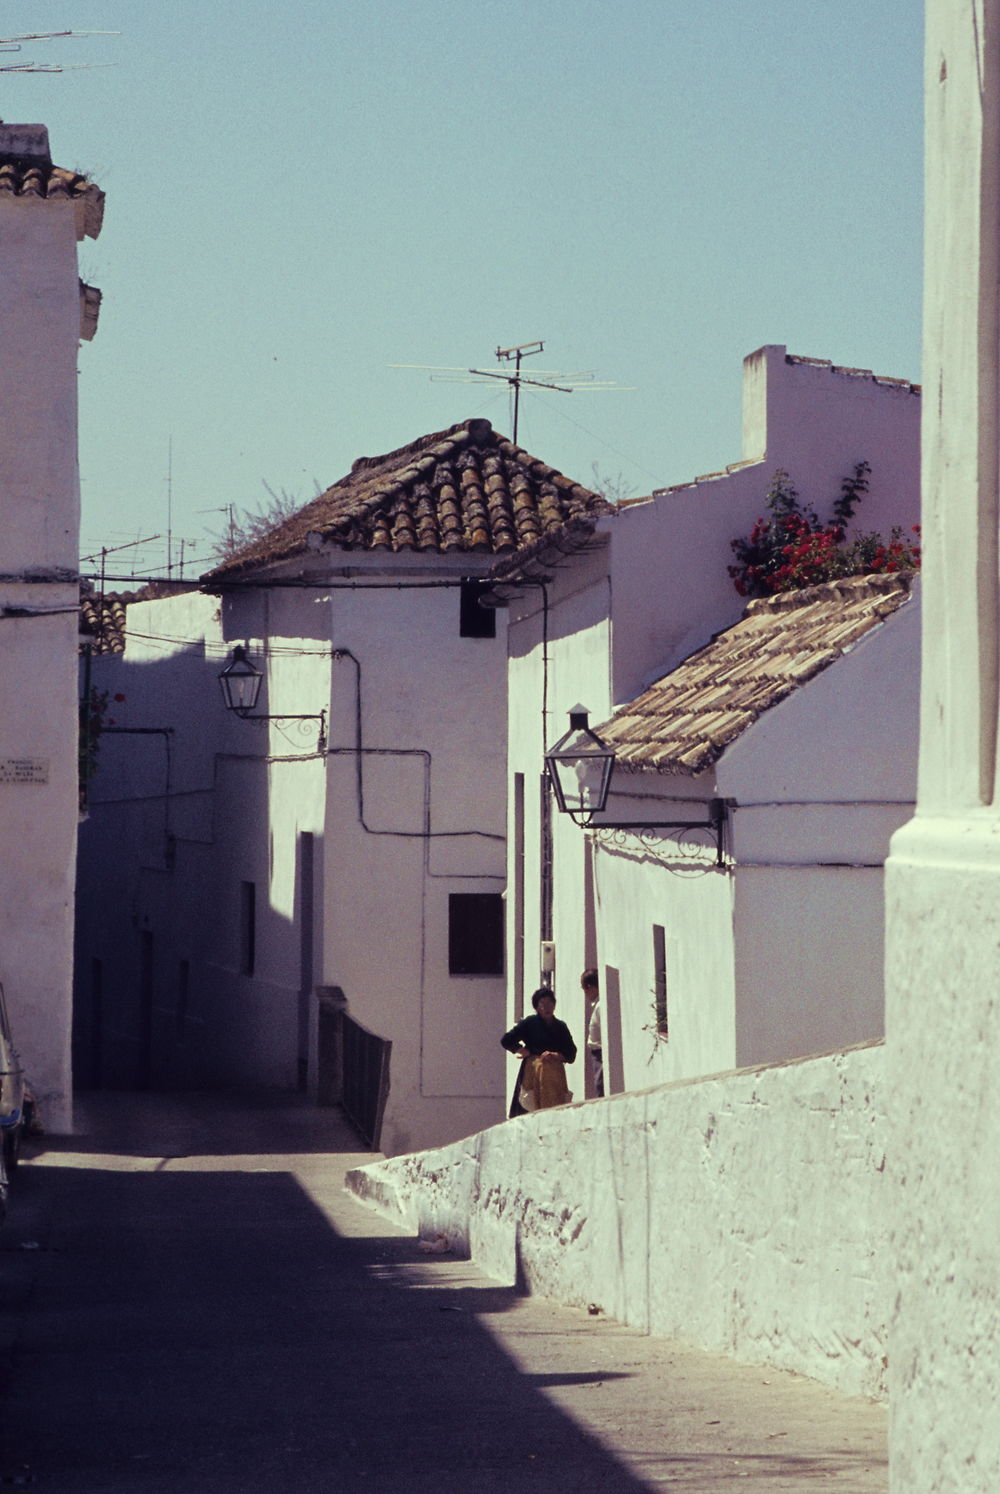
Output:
[[316, 986, 392, 1149], [341, 1014, 392, 1150]]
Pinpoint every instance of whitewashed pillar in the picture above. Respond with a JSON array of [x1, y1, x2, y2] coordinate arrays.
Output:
[[887, 3, 1000, 1487]]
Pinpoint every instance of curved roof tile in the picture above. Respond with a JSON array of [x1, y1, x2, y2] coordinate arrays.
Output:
[[204, 418, 609, 582], [597, 572, 917, 776]]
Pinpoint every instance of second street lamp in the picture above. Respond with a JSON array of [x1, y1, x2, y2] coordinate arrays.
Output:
[[544, 704, 728, 864]]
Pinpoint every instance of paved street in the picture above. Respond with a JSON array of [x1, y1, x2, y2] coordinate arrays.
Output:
[[0, 1093, 887, 1492]]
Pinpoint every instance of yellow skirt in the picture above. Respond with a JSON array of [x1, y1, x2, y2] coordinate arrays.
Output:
[[520, 1055, 571, 1111]]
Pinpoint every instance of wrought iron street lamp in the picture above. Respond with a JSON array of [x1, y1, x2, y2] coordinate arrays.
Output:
[[218, 645, 327, 753], [218, 645, 263, 716], [544, 704, 616, 823], [544, 705, 728, 864]]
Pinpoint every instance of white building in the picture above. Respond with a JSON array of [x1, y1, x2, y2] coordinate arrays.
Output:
[[494, 346, 921, 1081], [556, 573, 919, 1095], [0, 124, 104, 1131], [75, 419, 608, 1155]]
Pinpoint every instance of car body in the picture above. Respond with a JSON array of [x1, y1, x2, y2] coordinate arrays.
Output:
[[0, 981, 26, 1183]]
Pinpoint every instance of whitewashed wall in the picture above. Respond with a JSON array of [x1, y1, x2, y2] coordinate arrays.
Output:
[[608, 345, 921, 703], [722, 588, 919, 1066], [584, 836, 736, 1088], [0, 193, 82, 573], [0, 141, 99, 1130], [316, 569, 508, 1156], [504, 544, 611, 1052], [78, 564, 509, 1155], [0, 612, 79, 1129], [77, 590, 328, 1092], [886, 4, 1000, 1489], [348, 1040, 888, 1401]]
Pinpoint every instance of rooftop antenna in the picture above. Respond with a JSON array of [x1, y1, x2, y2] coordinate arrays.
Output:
[[0, 31, 119, 73], [391, 341, 632, 445], [166, 437, 173, 579], [475, 342, 560, 444]]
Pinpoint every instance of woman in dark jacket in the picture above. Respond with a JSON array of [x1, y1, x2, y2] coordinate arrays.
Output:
[[501, 988, 577, 1117]]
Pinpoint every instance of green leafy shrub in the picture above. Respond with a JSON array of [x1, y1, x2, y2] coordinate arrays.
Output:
[[728, 463, 921, 598]]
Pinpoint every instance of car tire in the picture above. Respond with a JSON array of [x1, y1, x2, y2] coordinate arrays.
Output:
[[3, 1124, 20, 1177]]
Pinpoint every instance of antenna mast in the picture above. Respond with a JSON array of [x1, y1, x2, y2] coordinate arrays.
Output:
[[390, 344, 630, 443], [0, 31, 119, 73], [474, 341, 565, 444]]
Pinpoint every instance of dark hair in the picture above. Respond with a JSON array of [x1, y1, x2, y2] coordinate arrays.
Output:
[[531, 988, 555, 1010], [581, 968, 598, 990]]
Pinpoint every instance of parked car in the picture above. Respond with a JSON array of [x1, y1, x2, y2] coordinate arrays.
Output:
[[0, 982, 26, 1179]]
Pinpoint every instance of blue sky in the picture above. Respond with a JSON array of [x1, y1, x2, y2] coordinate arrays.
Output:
[[4, 2, 923, 582]]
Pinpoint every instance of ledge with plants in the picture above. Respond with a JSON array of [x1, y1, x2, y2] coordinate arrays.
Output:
[[728, 462, 921, 599]]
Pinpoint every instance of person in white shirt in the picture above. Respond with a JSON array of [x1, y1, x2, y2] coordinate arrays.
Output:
[[582, 968, 603, 1098]]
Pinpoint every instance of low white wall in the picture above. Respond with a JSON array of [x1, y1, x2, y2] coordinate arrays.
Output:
[[347, 1040, 887, 1401]]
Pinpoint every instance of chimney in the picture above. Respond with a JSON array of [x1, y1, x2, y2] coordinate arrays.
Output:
[[0, 124, 53, 169]]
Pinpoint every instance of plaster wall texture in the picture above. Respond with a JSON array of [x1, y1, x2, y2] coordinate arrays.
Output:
[[0, 149, 100, 1131], [77, 591, 327, 1092], [0, 611, 78, 1127], [348, 1040, 888, 1401], [734, 865, 884, 1067], [504, 551, 612, 1046], [718, 594, 918, 1070], [319, 581, 508, 1156], [743, 346, 920, 512], [583, 838, 736, 1089], [0, 196, 82, 572], [884, 3, 1000, 1489]]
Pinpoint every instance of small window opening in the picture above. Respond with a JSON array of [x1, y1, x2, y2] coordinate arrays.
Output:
[[652, 924, 669, 1038], [459, 579, 497, 638], [449, 892, 504, 975]]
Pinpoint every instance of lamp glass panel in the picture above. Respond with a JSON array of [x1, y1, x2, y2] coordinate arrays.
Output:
[[219, 658, 262, 713], [547, 746, 614, 814]]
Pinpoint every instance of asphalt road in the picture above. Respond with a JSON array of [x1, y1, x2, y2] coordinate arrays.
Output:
[[0, 1092, 888, 1492]]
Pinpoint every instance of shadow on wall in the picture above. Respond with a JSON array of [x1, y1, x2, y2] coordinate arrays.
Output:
[[73, 645, 314, 1096]]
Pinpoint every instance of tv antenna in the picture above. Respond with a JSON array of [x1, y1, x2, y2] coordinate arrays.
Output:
[[0, 31, 119, 73], [391, 340, 631, 444]]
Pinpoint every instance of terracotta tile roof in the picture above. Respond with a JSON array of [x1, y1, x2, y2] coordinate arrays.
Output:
[[78, 583, 194, 654], [487, 513, 609, 583], [0, 158, 104, 239], [204, 419, 610, 583], [597, 572, 916, 776], [79, 593, 135, 655]]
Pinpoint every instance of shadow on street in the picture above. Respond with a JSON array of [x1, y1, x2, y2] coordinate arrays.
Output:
[[0, 1092, 887, 1492]]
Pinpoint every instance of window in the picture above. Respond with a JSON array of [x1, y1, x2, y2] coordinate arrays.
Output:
[[459, 578, 497, 638], [449, 893, 504, 975], [240, 881, 256, 976], [652, 924, 669, 1038]]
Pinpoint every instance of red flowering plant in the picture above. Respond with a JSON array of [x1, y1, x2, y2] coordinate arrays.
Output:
[[728, 463, 921, 598], [79, 687, 126, 806]]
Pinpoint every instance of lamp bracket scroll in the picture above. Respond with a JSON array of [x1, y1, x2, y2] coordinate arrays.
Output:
[[544, 705, 729, 867], [218, 645, 327, 754]]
